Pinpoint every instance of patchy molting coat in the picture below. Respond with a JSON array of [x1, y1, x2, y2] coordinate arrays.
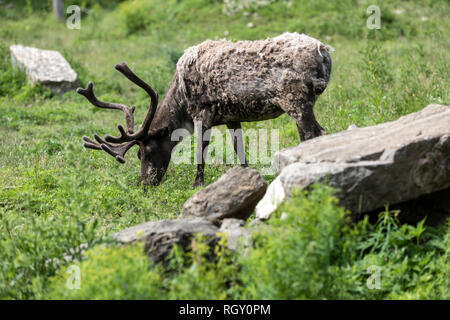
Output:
[[150, 32, 333, 141]]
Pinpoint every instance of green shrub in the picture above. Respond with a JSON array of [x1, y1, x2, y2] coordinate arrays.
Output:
[[119, 0, 152, 35], [43, 185, 449, 300], [239, 186, 449, 299], [239, 185, 351, 299], [0, 209, 100, 299], [164, 234, 242, 299], [45, 234, 241, 299], [45, 244, 164, 299], [119, 0, 178, 35], [339, 212, 450, 299]]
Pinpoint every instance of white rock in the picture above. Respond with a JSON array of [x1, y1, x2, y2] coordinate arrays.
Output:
[[10, 44, 78, 94], [256, 104, 450, 221], [255, 176, 286, 220]]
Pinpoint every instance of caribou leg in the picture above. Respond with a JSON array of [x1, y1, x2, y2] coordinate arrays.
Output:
[[193, 121, 211, 187], [278, 98, 326, 142], [226, 122, 248, 167]]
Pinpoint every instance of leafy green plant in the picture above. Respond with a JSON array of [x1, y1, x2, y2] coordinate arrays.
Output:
[[45, 244, 164, 300], [119, 0, 178, 35], [164, 234, 242, 299], [0, 208, 100, 299], [43, 185, 449, 300], [239, 185, 350, 299]]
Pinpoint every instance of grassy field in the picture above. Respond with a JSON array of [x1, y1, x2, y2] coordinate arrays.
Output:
[[0, 0, 448, 299]]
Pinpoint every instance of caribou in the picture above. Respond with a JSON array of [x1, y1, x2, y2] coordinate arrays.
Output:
[[78, 32, 332, 186]]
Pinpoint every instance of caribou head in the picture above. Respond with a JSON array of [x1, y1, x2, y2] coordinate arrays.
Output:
[[78, 62, 171, 186]]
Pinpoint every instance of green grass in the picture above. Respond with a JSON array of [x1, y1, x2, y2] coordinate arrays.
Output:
[[0, 0, 449, 299]]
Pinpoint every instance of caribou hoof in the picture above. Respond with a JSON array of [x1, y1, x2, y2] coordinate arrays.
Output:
[[193, 179, 204, 188]]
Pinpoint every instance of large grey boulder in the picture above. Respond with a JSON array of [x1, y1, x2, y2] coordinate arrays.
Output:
[[113, 218, 219, 264], [256, 104, 450, 220], [181, 166, 267, 222], [10, 44, 78, 94]]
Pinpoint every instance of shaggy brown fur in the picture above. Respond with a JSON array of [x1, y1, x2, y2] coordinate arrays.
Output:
[[80, 32, 333, 186], [154, 32, 332, 136]]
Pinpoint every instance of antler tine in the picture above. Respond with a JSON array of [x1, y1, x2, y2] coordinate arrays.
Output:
[[77, 82, 135, 134], [79, 63, 159, 164], [82, 136, 102, 150], [82, 135, 137, 164], [113, 62, 159, 140]]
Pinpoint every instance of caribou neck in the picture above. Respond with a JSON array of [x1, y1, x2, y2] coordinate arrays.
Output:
[[148, 76, 194, 147]]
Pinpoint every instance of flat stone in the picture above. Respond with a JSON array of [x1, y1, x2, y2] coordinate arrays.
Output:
[[112, 218, 219, 264], [256, 104, 450, 220], [10, 44, 78, 94], [112, 218, 219, 244], [181, 166, 267, 222]]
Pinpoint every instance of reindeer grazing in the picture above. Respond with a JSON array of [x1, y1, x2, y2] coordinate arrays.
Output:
[[78, 32, 332, 187]]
